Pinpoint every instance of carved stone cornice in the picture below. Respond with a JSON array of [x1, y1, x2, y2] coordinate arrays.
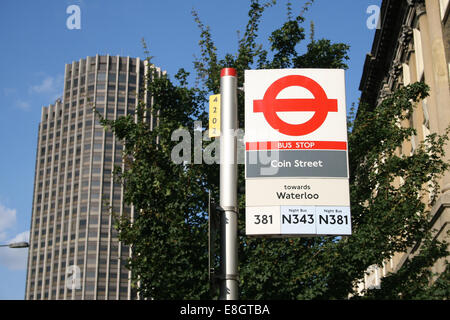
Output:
[[399, 25, 413, 48], [398, 24, 414, 60], [359, 0, 409, 108], [407, 0, 426, 18], [415, 3, 426, 18], [378, 81, 392, 102], [389, 60, 403, 80]]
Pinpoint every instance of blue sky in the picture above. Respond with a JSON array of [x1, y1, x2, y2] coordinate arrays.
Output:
[[0, 0, 380, 299]]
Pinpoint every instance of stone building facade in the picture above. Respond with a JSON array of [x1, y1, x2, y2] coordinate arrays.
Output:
[[358, 0, 450, 291]]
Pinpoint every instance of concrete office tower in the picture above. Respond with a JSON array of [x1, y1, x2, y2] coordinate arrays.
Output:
[[25, 55, 161, 300]]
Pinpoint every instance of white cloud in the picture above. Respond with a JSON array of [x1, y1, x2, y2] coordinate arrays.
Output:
[[0, 203, 16, 241], [0, 203, 29, 271], [7, 74, 63, 112], [0, 231, 30, 271], [30, 77, 53, 93], [8, 230, 29, 244], [29, 74, 63, 96], [14, 100, 31, 111]]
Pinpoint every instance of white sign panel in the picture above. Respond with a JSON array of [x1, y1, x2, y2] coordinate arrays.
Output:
[[245, 205, 352, 237], [245, 69, 347, 143], [244, 69, 351, 237]]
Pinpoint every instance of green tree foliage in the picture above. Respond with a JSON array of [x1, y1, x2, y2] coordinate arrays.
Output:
[[344, 83, 449, 299], [99, 67, 212, 299], [101, 0, 449, 299]]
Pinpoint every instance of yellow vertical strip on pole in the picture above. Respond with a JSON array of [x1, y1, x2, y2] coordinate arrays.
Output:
[[209, 94, 221, 138]]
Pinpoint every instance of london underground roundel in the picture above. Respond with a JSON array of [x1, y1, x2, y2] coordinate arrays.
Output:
[[252, 75, 338, 136]]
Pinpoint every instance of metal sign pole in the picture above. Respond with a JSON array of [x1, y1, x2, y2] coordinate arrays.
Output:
[[219, 68, 239, 300]]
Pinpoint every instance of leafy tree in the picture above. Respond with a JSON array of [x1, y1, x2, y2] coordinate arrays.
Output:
[[100, 0, 449, 299], [348, 83, 450, 299], [99, 66, 211, 299]]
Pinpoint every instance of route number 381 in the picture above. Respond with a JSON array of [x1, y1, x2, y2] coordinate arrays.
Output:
[[254, 215, 273, 225]]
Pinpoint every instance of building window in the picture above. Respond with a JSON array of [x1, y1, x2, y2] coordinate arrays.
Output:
[[88, 73, 95, 83], [98, 71, 107, 81], [108, 73, 117, 83], [118, 73, 127, 83]]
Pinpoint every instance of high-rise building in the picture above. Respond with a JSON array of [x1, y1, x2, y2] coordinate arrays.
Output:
[[358, 0, 449, 291], [25, 55, 161, 300]]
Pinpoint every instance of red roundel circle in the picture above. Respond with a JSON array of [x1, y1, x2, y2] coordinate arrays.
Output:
[[253, 75, 338, 136]]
